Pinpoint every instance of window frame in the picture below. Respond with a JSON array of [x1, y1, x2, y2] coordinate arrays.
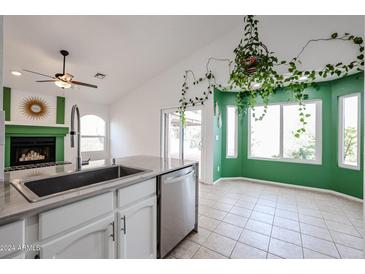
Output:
[[338, 93, 361, 170], [226, 105, 238, 158], [80, 115, 106, 153], [248, 99, 322, 165]]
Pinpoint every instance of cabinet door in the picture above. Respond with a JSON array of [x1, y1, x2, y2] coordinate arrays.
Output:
[[118, 196, 157, 259], [6, 252, 26, 259], [40, 214, 115, 259], [0, 220, 25, 258]]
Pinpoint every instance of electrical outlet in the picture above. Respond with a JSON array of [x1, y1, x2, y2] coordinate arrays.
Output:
[[216, 135, 219, 141], [217, 165, 220, 172]]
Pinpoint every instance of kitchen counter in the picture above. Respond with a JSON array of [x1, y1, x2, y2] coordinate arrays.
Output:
[[0, 155, 197, 225]]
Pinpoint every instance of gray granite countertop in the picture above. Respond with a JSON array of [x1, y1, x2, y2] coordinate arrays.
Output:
[[0, 155, 196, 225]]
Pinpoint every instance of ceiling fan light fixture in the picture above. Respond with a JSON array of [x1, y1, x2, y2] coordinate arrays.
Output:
[[25, 50, 97, 89], [55, 80, 72, 89], [11, 70, 22, 76]]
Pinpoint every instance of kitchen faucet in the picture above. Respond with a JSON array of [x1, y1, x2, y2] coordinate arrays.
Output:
[[70, 104, 82, 170]]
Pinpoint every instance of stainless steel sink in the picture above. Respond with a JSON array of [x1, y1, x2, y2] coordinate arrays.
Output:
[[11, 165, 149, 202]]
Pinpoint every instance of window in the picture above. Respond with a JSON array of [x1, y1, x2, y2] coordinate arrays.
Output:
[[226, 106, 238, 158], [249, 100, 322, 164], [81, 115, 106, 152], [283, 103, 317, 161], [339, 93, 360, 170], [249, 105, 280, 159]]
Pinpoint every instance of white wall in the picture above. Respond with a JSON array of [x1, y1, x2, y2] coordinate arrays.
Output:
[[110, 23, 241, 184], [111, 16, 364, 184]]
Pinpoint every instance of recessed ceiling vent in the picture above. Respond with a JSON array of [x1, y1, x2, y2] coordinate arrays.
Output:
[[94, 73, 106, 79]]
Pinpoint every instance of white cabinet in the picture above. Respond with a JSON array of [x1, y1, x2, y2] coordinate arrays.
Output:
[[118, 196, 157, 259], [6, 252, 26, 259], [0, 220, 25, 258], [40, 214, 115, 259], [2, 178, 158, 259], [39, 192, 113, 241]]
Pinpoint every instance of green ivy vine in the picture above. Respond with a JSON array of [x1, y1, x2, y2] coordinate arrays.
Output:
[[178, 15, 364, 137]]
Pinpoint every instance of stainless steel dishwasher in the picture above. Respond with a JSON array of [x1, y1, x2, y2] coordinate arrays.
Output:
[[157, 165, 198, 258]]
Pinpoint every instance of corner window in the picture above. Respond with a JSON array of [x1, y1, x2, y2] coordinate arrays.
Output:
[[81, 115, 106, 152], [249, 100, 322, 164], [338, 93, 360, 170], [226, 105, 238, 158]]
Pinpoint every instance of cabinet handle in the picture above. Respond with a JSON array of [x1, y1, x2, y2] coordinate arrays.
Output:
[[110, 221, 115, 241], [121, 216, 126, 235], [164, 170, 195, 184]]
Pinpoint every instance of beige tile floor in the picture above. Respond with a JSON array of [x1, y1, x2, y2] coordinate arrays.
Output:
[[167, 180, 364, 259]]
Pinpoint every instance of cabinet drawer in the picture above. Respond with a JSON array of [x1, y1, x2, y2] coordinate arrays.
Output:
[[0, 220, 25, 258], [39, 192, 113, 240], [117, 178, 156, 208]]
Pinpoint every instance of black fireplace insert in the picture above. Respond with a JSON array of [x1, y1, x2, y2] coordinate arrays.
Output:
[[10, 137, 56, 166]]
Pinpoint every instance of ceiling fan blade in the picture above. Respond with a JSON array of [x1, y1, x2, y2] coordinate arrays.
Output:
[[36, 80, 57, 82], [23, 69, 55, 79], [71, 80, 98, 88]]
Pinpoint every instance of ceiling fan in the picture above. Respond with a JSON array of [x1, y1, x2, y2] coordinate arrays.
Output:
[[23, 50, 97, 89]]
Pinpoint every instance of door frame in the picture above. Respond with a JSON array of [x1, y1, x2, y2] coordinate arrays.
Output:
[[160, 105, 206, 182]]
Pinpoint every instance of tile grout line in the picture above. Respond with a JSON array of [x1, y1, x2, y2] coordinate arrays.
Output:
[[296, 200, 305, 259], [264, 192, 276, 259], [266, 194, 281, 259], [198, 243, 229, 258], [298, 215, 363, 239], [190, 244, 202, 259], [203, 191, 363, 252], [317, 206, 342, 259], [340, 207, 364, 240], [196, 181, 362, 259], [199, 187, 250, 259], [228, 189, 261, 258]]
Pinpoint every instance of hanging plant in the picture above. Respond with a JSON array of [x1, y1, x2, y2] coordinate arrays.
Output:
[[178, 58, 232, 123], [178, 15, 364, 136]]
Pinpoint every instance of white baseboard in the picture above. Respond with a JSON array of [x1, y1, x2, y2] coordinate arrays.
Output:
[[213, 176, 363, 203]]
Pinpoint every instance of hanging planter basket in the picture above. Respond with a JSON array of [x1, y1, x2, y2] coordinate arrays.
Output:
[[235, 42, 270, 75]]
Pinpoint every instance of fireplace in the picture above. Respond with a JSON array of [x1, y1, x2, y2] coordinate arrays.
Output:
[[10, 137, 56, 166]]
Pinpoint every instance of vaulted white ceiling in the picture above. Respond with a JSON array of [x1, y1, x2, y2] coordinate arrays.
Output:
[[3, 15, 364, 105], [3, 15, 242, 104]]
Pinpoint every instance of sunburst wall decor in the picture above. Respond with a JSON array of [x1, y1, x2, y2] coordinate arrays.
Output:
[[20, 96, 49, 120]]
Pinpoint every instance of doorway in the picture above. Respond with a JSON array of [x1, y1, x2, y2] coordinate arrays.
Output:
[[161, 107, 204, 182]]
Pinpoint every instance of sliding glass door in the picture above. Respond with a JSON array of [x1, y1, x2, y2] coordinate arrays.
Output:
[[161, 108, 203, 181], [165, 110, 181, 159]]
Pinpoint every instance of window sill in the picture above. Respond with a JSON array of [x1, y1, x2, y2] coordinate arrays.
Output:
[[248, 156, 322, 166], [338, 163, 361, 171]]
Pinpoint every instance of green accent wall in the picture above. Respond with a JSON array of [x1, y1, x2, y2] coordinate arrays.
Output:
[[4, 125, 69, 167], [2, 87, 68, 167], [3, 87, 11, 121], [56, 96, 66, 124], [330, 76, 364, 197], [213, 91, 223, 181], [214, 73, 364, 198]]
